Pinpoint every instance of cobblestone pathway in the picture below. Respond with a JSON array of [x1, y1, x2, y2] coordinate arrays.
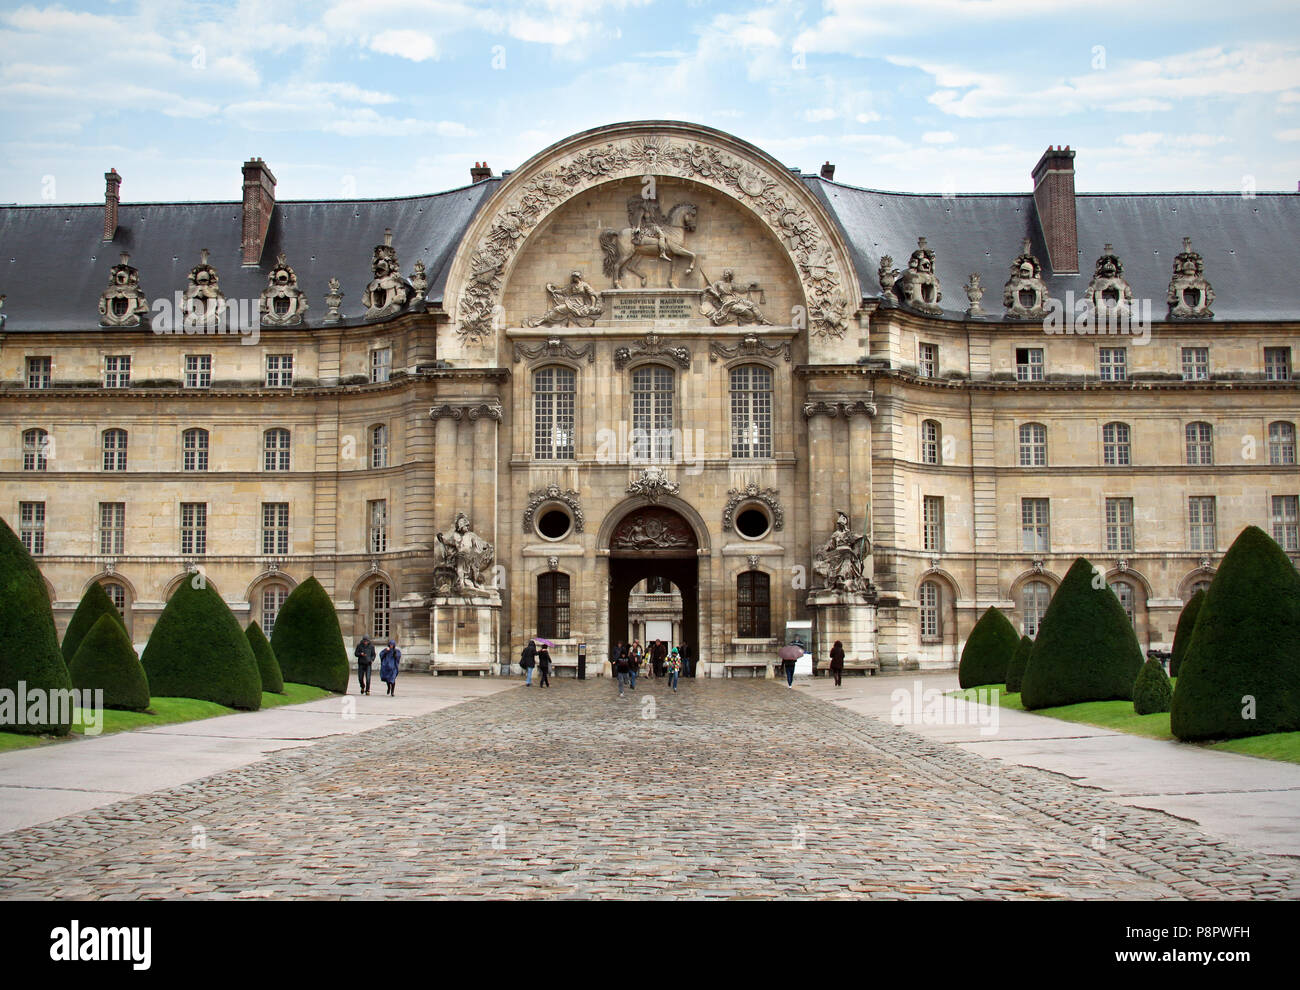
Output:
[[1, 680, 1297, 899]]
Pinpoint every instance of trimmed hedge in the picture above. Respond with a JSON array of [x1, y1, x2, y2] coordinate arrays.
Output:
[[1020, 557, 1145, 710], [1005, 634, 1033, 694], [1132, 658, 1173, 715], [0, 517, 72, 735], [269, 577, 348, 693], [141, 576, 262, 710], [62, 581, 125, 664], [1171, 526, 1300, 741], [245, 620, 284, 695], [1169, 589, 1205, 678], [70, 613, 151, 712], [959, 606, 1020, 688]]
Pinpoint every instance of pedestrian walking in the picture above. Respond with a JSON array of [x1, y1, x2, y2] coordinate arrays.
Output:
[[615, 649, 631, 697], [379, 639, 401, 696], [520, 639, 537, 686], [610, 640, 624, 678], [354, 635, 376, 695], [538, 644, 552, 688], [652, 638, 667, 678], [628, 641, 640, 690], [829, 640, 845, 687], [778, 641, 804, 687], [666, 647, 682, 692]]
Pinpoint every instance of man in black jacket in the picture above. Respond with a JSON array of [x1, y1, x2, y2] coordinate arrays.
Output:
[[354, 636, 376, 695]]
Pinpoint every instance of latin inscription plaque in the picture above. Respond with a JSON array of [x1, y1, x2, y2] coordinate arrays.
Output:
[[611, 293, 696, 321]]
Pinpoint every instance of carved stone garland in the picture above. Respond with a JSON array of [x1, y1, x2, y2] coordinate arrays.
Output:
[[708, 334, 791, 363], [512, 337, 595, 364], [722, 482, 785, 532], [613, 331, 691, 370], [456, 135, 852, 344], [522, 483, 585, 534]]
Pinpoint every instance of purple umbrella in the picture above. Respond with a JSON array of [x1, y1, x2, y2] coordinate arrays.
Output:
[[533, 637, 555, 648], [777, 644, 804, 661]]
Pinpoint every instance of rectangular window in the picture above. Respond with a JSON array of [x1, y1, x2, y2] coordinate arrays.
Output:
[[26, 357, 52, 389], [370, 347, 392, 384], [919, 582, 941, 641], [737, 571, 771, 639], [104, 355, 131, 388], [918, 343, 938, 379], [1273, 495, 1299, 552], [180, 502, 207, 555], [265, 354, 294, 388], [1015, 347, 1044, 382], [262, 585, 288, 634], [1099, 347, 1127, 381], [184, 354, 212, 388], [1105, 497, 1134, 553], [368, 499, 388, 553], [19, 502, 45, 555], [371, 425, 389, 469], [99, 502, 125, 556], [537, 572, 571, 640], [1188, 496, 1216, 552], [922, 496, 944, 552], [1021, 498, 1050, 553], [533, 368, 576, 460], [261, 502, 289, 556], [730, 365, 773, 459], [1264, 347, 1292, 381], [1181, 347, 1209, 381]]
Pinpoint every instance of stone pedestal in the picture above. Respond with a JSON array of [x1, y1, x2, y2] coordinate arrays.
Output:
[[429, 592, 501, 674], [806, 589, 877, 673]]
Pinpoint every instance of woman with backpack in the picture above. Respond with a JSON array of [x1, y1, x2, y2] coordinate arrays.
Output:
[[520, 640, 537, 686]]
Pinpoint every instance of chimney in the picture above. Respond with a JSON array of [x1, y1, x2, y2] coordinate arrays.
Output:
[[1031, 145, 1078, 274], [103, 168, 121, 242], [820, 161, 836, 180], [241, 157, 277, 266], [470, 162, 493, 183]]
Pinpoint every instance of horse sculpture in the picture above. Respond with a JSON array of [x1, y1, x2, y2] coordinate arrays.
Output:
[[599, 200, 698, 289]]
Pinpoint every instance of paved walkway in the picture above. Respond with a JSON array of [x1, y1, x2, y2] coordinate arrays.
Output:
[[0, 675, 1297, 899]]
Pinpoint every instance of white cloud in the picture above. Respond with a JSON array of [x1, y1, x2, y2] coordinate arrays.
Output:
[[855, 111, 883, 123], [804, 108, 837, 122], [369, 29, 439, 61], [1276, 129, 1300, 141], [922, 130, 956, 144]]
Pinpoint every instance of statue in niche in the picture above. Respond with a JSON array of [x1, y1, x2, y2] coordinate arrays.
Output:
[[700, 269, 772, 326], [813, 510, 871, 593], [599, 195, 698, 288], [524, 270, 604, 327], [434, 512, 496, 594]]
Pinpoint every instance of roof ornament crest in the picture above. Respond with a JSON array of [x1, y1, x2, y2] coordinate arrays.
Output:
[[98, 252, 149, 328], [1167, 236, 1215, 319], [1003, 239, 1052, 320], [259, 253, 309, 327], [363, 227, 413, 322], [1085, 243, 1133, 322], [184, 248, 226, 328], [894, 237, 942, 316]]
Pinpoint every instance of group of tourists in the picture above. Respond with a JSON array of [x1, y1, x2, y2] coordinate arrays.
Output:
[[608, 639, 688, 696], [518, 639, 554, 687], [353, 635, 402, 695]]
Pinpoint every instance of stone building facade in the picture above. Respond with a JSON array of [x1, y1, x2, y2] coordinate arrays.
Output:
[[1, 122, 1297, 675]]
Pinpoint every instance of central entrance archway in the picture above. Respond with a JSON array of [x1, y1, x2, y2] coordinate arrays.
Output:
[[607, 505, 700, 675]]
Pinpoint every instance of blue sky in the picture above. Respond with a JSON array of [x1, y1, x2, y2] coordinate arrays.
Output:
[[1, 0, 1298, 204]]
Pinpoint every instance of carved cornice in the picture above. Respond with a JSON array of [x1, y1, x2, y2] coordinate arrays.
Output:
[[522, 484, 585, 534], [429, 401, 504, 422], [512, 337, 595, 365], [708, 334, 791, 363], [614, 331, 691, 370], [803, 395, 876, 419], [722, 482, 785, 532]]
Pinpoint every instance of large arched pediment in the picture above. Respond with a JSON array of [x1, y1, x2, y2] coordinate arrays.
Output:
[[443, 121, 861, 349]]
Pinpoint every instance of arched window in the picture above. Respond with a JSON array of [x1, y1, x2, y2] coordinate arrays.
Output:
[[1018, 423, 1047, 467], [1102, 422, 1131, 466], [921, 420, 941, 465], [919, 581, 941, 640], [1269, 421, 1296, 465], [22, 428, 49, 471], [730, 365, 773, 458], [371, 424, 389, 469], [1185, 422, 1213, 465], [182, 428, 209, 471], [631, 365, 674, 461], [1112, 580, 1136, 627], [102, 428, 127, 471], [737, 570, 771, 639], [261, 583, 289, 634], [263, 428, 290, 471], [101, 581, 130, 636], [370, 581, 391, 640], [1188, 579, 1211, 600], [533, 367, 576, 460], [1023, 580, 1051, 637], [537, 572, 570, 639]]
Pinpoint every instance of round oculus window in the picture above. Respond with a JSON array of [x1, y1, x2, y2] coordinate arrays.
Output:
[[537, 508, 573, 540], [735, 506, 771, 540]]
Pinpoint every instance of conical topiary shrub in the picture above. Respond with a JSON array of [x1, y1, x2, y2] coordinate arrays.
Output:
[[1005, 634, 1033, 694], [1020, 557, 1145, 710], [1132, 658, 1173, 715], [1171, 526, 1300, 741], [0, 517, 72, 735], [62, 581, 125, 664], [269, 577, 348, 692], [1169, 588, 1205, 678], [245, 620, 284, 695], [69, 613, 150, 712], [141, 576, 262, 710], [958, 606, 1020, 688]]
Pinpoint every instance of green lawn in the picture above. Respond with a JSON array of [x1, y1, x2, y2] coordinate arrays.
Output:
[[950, 682, 1300, 764], [0, 683, 332, 752]]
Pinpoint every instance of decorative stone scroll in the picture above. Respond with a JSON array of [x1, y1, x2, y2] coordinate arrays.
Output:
[[813, 510, 872, 593], [610, 506, 696, 551], [184, 249, 225, 327], [613, 331, 691, 370], [512, 337, 595, 364], [722, 482, 785, 532], [453, 130, 855, 344], [894, 237, 942, 316], [708, 335, 791, 363], [363, 228, 413, 322], [98, 252, 149, 327], [429, 401, 504, 422], [524, 271, 604, 327], [1085, 244, 1133, 321], [1167, 237, 1215, 319], [522, 484, 585, 534], [1003, 239, 1052, 320], [803, 395, 876, 418], [259, 253, 309, 327], [626, 466, 680, 503]]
